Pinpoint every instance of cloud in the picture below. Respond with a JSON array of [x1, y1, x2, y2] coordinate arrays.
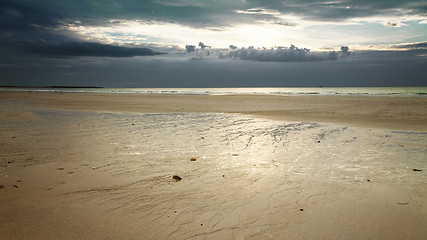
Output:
[[220, 44, 351, 62], [185, 43, 352, 62], [233, 1, 427, 27], [198, 42, 210, 49], [2, 0, 426, 54], [4, 50, 425, 88], [391, 42, 427, 50], [185, 45, 196, 52], [340, 46, 350, 57], [3, 0, 426, 29], [385, 22, 398, 27], [0, 0, 60, 31], [0, 0, 164, 58], [13, 41, 165, 57], [234, 8, 281, 16], [348, 44, 427, 63], [185, 42, 214, 60]]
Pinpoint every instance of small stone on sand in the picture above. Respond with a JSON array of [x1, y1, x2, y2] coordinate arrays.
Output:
[[173, 175, 182, 181], [300, 208, 304, 211], [58, 168, 64, 170], [190, 158, 196, 161], [413, 169, 423, 172], [0, 185, 4, 188]]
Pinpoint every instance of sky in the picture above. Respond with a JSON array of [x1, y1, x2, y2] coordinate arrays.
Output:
[[0, 0, 426, 87]]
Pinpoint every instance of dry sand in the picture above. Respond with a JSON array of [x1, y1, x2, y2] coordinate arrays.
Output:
[[0, 91, 426, 239]]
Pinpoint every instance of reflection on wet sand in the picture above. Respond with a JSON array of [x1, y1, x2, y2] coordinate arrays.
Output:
[[1, 105, 426, 239]]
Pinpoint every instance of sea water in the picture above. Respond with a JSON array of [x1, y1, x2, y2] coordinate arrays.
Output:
[[1, 87, 427, 96]]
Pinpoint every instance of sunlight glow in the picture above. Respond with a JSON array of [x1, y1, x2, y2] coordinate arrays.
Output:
[[62, 9, 427, 51]]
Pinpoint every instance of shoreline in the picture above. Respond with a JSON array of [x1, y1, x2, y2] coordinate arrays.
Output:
[[1, 86, 427, 99], [1, 91, 426, 131]]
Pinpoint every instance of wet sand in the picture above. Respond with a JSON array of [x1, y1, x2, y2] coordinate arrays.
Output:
[[1, 91, 426, 131], [1, 91, 426, 239]]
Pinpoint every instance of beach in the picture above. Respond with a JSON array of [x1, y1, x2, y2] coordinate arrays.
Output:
[[1, 91, 426, 239], [1, 91, 426, 130]]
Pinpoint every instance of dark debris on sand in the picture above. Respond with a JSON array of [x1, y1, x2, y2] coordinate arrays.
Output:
[[173, 175, 182, 181]]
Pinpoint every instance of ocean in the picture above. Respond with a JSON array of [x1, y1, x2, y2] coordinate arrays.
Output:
[[1, 87, 426, 97]]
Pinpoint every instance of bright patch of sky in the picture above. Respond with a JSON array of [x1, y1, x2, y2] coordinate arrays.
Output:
[[63, 9, 427, 51]]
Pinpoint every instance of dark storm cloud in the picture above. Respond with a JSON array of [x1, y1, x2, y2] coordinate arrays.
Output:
[[342, 42, 427, 62], [347, 46, 427, 65], [245, 0, 427, 22], [11, 41, 165, 58], [0, 0, 60, 31], [391, 42, 427, 50], [0, 0, 61, 46], [4, 0, 426, 28], [3, 52, 425, 88], [7, 0, 223, 27], [0, 0, 164, 58]]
